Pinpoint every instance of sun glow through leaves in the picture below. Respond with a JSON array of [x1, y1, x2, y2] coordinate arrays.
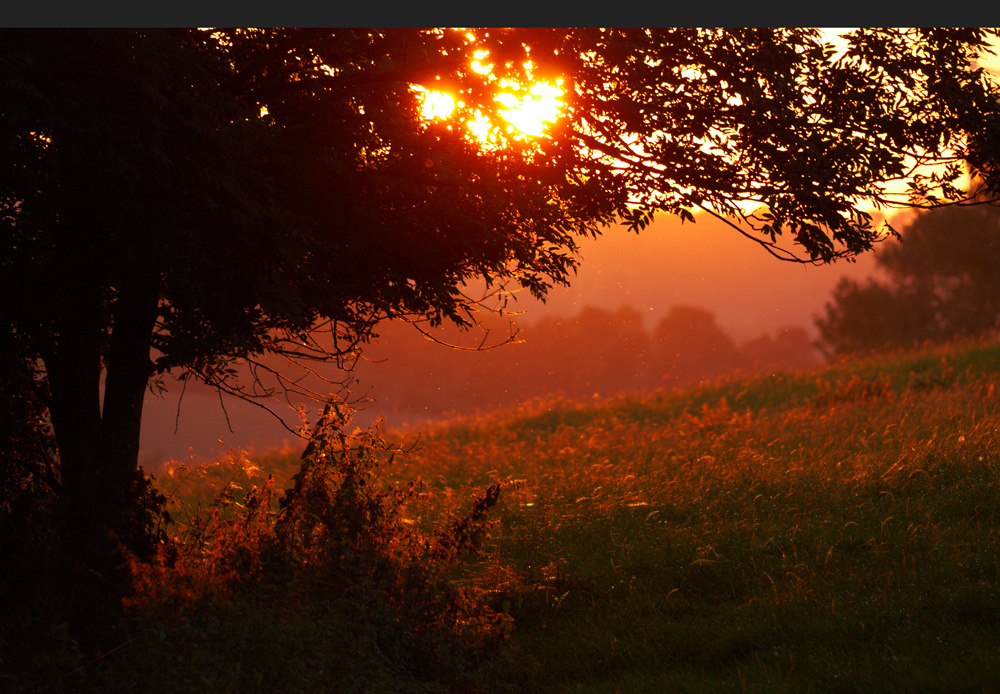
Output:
[[416, 77, 565, 141], [495, 80, 564, 137], [418, 90, 456, 121]]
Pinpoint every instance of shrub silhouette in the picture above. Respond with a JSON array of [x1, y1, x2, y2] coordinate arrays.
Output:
[[124, 399, 516, 692]]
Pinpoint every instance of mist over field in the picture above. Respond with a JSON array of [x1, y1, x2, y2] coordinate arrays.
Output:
[[139, 213, 883, 468]]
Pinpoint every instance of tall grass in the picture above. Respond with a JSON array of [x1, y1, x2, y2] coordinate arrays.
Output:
[[384, 338, 1000, 692], [11, 337, 1000, 693]]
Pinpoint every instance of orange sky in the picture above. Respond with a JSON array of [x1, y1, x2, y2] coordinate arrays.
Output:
[[514, 211, 884, 342], [138, 210, 886, 468]]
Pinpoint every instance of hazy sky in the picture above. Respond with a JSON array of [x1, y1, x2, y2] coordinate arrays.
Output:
[[516, 211, 883, 342], [139, 210, 886, 468]]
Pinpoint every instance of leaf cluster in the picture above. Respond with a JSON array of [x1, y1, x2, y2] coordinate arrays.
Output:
[[0, 28, 617, 403], [507, 28, 1000, 262]]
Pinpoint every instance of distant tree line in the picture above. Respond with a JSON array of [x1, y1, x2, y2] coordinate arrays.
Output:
[[816, 202, 1000, 357], [355, 305, 819, 420]]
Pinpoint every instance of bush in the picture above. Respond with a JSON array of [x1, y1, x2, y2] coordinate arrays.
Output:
[[120, 399, 516, 693]]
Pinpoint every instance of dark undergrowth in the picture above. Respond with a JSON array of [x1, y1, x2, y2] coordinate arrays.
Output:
[[2, 402, 518, 694]]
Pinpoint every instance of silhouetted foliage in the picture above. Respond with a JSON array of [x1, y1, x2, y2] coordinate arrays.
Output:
[[0, 331, 64, 679], [516, 28, 1000, 260], [4, 403, 517, 693], [816, 202, 1000, 356]]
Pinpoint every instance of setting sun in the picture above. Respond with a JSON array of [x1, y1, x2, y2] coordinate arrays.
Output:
[[495, 80, 564, 136], [416, 78, 565, 141]]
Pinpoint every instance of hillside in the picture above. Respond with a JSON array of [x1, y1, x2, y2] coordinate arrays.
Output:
[[22, 338, 1000, 693], [386, 337, 1000, 692]]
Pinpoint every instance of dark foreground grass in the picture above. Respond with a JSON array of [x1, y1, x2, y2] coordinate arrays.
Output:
[[7, 338, 1000, 692], [391, 338, 1000, 692]]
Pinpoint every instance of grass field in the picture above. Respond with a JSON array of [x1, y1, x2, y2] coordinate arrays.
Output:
[[372, 339, 1000, 693], [30, 338, 1000, 693]]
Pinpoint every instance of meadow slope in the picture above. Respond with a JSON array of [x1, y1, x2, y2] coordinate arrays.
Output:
[[379, 339, 1000, 692], [39, 339, 999, 693]]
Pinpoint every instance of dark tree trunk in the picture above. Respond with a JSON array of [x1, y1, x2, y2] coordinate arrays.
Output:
[[97, 269, 160, 541], [43, 275, 117, 648], [43, 266, 160, 649], [46, 281, 104, 552]]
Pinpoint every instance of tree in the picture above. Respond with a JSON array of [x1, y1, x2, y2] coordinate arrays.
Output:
[[650, 306, 744, 387], [3, 28, 1000, 638], [513, 305, 652, 399], [0, 28, 620, 641], [816, 201, 1000, 356], [740, 326, 821, 372]]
